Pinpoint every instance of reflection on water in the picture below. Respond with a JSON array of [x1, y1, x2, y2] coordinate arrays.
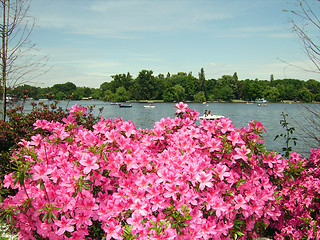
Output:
[[4, 99, 318, 156]]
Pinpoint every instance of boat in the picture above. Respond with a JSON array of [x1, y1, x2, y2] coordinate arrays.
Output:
[[144, 104, 155, 108], [199, 114, 224, 120], [255, 98, 267, 103], [6, 96, 13, 102], [119, 104, 132, 108], [111, 102, 120, 105]]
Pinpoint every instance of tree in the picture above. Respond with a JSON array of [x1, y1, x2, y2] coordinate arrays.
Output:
[[134, 70, 155, 100], [198, 67, 205, 92], [171, 84, 185, 102], [0, 0, 46, 120], [193, 91, 206, 103], [270, 74, 274, 87], [284, 0, 320, 72], [263, 86, 280, 102], [298, 87, 314, 102], [114, 86, 130, 102], [51, 82, 77, 95]]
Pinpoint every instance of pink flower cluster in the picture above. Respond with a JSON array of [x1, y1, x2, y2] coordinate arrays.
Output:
[[1, 103, 318, 239], [272, 150, 320, 240]]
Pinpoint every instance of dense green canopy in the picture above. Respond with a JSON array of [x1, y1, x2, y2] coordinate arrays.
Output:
[[7, 69, 320, 103]]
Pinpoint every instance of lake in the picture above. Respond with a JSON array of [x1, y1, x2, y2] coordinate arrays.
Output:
[[17, 100, 320, 156]]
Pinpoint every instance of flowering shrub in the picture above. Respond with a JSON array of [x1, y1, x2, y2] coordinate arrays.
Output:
[[271, 149, 320, 240], [0, 101, 102, 188], [0, 102, 305, 239]]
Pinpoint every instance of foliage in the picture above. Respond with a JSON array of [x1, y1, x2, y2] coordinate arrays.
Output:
[[1, 102, 301, 239], [8, 70, 320, 103], [193, 91, 206, 103], [274, 112, 297, 158]]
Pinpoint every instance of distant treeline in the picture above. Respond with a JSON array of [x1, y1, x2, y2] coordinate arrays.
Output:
[[8, 69, 320, 102]]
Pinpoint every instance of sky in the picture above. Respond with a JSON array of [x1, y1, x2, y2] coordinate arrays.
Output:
[[26, 0, 320, 88]]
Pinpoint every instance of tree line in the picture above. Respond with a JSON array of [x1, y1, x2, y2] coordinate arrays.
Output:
[[7, 69, 320, 103]]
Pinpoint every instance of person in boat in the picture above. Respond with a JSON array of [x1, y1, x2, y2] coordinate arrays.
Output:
[[204, 110, 208, 117], [208, 111, 213, 116]]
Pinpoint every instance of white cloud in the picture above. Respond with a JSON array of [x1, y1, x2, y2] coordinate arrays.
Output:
[[30, 0, 234, 38]]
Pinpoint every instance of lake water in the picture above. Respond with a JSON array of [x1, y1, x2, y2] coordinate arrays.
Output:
[[15, 100, 320, 156]]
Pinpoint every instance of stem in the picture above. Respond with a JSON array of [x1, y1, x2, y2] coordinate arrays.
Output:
[[22, 183, 36, 211]]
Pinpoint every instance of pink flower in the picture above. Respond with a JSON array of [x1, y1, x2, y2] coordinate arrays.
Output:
[[30, 134, 43, 146], [79, 154, 99, 174], [74, 209, 92, 228], [204, 135, 221, 152], [227, 131, 244, 146], [129, 198, 149, 216], [120, 121, 136, 138], [195, 172, 213, 191], [105, 221, 122, 240], [70, 104, 88, 116], [124, 154, 139, 171], [150, 194, 166, 211], [32, 164, 53, 182], [210, 197, 228, 217], [70, 229, 89, 240], [175, 102, 188, 114], [215, 164, 231, 181], [218, 118, 233, 134], [248, 120, 266, 133], [33, 119, 52, 131], [127, 211, 144, 231], [234, 194, 247, 210], [3, 173, 19, 189], [233, 145, 251, 161], [55, 216, 75, 235]]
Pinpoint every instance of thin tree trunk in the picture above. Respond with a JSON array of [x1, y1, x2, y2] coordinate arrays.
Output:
[[1, 0, 7, 121]]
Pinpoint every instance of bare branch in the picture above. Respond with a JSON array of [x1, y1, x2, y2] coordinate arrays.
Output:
[[283, 0, 320, 73]]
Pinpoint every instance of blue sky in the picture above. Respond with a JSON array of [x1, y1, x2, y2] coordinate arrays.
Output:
[[28, 0, 319, 88]]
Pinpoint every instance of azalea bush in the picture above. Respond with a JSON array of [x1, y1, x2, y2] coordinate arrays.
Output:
[[272, 149, 320, 240], [0, 101, 102, 191], [0, 102, 318, 239]]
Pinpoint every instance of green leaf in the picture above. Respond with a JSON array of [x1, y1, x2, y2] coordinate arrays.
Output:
[[103, 152, 108, 162], [37, 208, 46, 212], [40, 180, 45, 190], [52, 212, 57, 220], [72, 188, 79, 197], [18, 174, 25, 186], [42, 213, 48, 222]]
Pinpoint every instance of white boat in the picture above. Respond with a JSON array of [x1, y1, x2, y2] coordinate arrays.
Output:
[[5, 95, 16, 102], [144, 104, 155, 108], [119, 104, 132, 108], [199, 114, 224, 120], [6, 96, 13, 102], [255, 98, 267, 103]]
